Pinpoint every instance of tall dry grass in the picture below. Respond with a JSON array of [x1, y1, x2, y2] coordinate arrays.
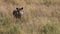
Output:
[[0, 0, 60, 34]]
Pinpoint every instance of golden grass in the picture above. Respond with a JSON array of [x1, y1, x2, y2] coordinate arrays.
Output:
[[0, 0, 60, 34]]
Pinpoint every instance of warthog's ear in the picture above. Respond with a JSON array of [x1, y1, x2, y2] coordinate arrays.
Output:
[[16, 8, 19, 10], [19, 7, 23, 10]]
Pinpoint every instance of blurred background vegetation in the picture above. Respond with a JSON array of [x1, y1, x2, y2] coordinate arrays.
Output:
[[0, 0, 60, 34]]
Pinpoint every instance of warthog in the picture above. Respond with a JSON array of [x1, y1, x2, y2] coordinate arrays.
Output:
[[13, 7, 23, 19]]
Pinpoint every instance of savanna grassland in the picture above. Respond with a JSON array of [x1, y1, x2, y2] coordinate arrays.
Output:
[[0, 0, 60, 34]]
